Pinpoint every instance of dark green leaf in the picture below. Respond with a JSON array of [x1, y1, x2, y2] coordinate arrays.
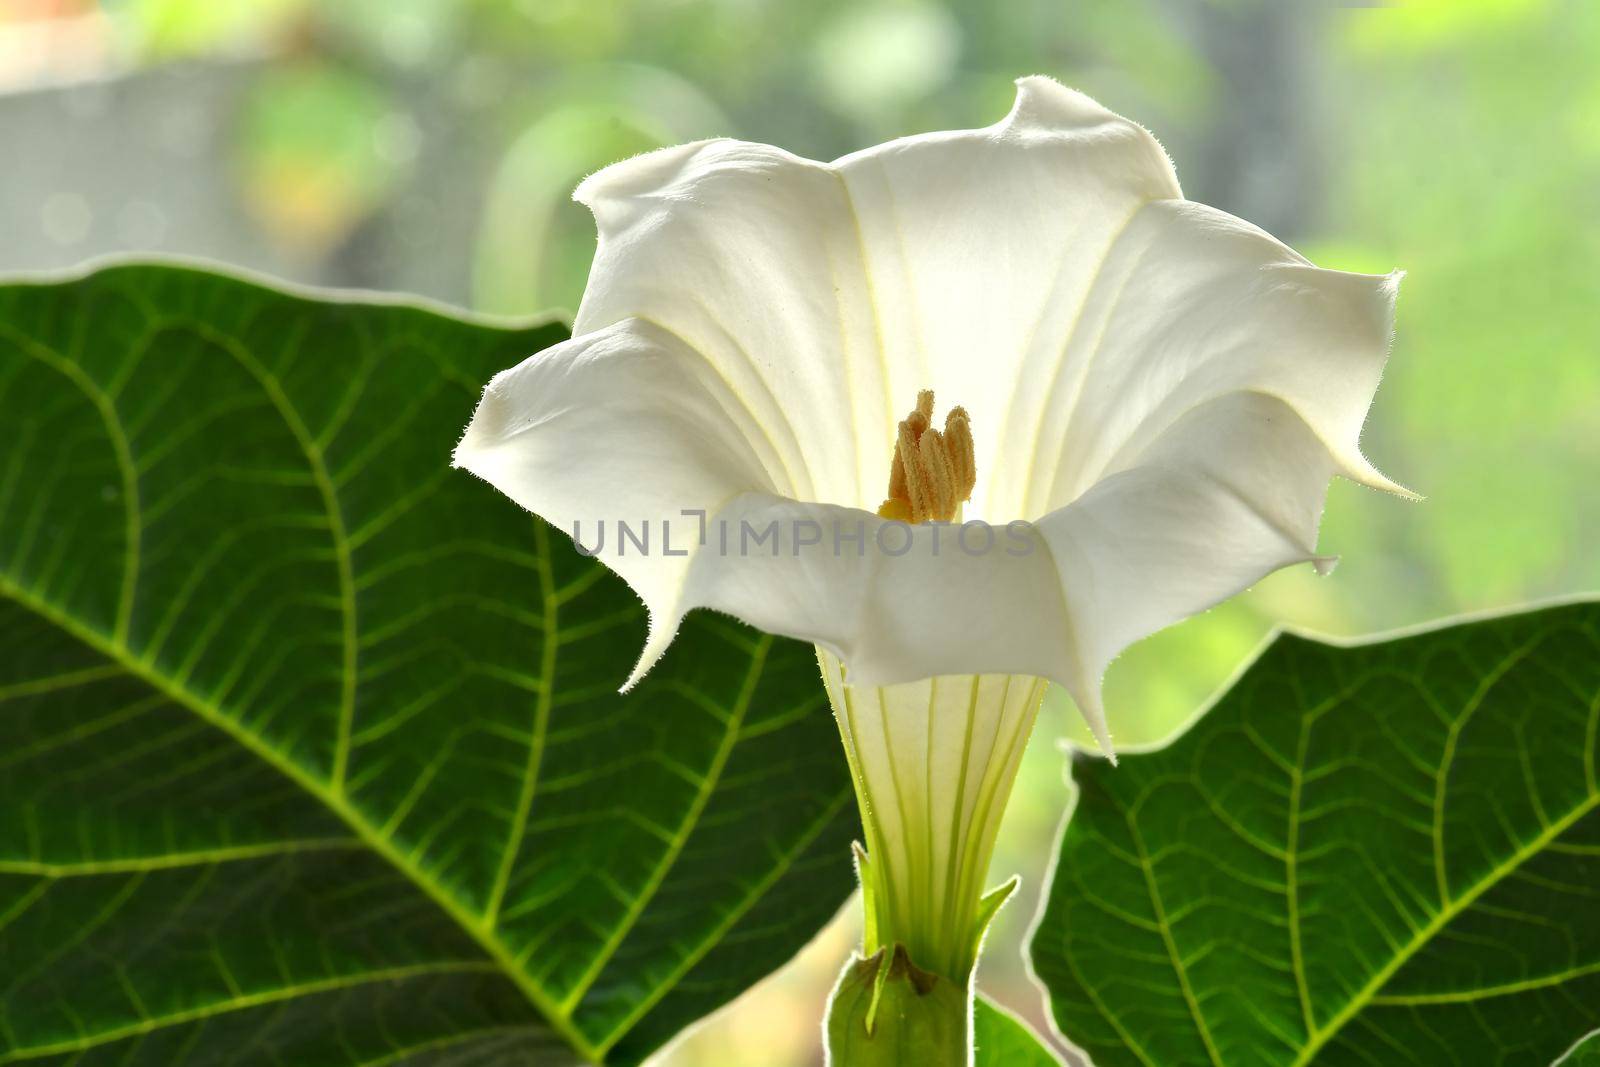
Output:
[[973, 996, 1063, 1066], [0, 263, 857, 1065], [1031, 602, 1600, 1066]]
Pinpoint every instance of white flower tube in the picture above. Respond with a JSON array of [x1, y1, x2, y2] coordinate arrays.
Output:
[[821, 650, 1044, 980]]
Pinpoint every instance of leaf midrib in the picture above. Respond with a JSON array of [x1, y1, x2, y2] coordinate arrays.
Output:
[[4, 295, 860, 1066], [0, 572, 605, 1062], [1289, 788, 1600, 1066], [1283, 630, 1598, 1064], [482, 521, 559, 929], [1124, 812, 1225, 1067], [0, 839, 361, 878], [1107, 637, 1600, 1067], [3, 302, 602, 1056], [0, 961, 515, 1066], [183, 317, 363, 792], [558, 631, 771, 1018]]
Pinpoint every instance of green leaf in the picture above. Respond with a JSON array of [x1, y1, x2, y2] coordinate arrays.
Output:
[[1557, 1031, 1600, 1066], [0, 263, 858, 1065], [1031, 602, 1600, 1066], [973, 996, 1063, 1066]]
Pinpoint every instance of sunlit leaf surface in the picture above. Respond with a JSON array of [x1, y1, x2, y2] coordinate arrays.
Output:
[[1032, 602, 1600, 1066], [0, 264, 857, 1065], [973, 995, 1062, 1066]]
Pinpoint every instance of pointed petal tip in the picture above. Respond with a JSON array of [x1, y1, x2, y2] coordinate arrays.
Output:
[[450, 410, 515, 487], [618, 655, 652, 694], [1011, 73, 1067, 97], [573, 138, 734, 217], [620, 613, 680, 692], [1072, 686, 1119, 765], [450, 410, 494, 473], [1332, 444, 1420, 502], [449, 427, 492, 480], [1004, 75, 1180, 199], [1007, 75, 1112, 128], [1350, 462, 1424, 502], [451, 364, 521, 455]]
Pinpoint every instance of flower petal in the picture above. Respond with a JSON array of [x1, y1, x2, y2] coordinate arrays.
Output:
[[460, 80, 1408, 748], [574, 139, 891, 509], [456, 332, 1389, 751], [453, 317, 780, 637], [1034, 390, 1352, 751], [832, 75, 1182, 516], [453, 321, 1069, 692], [572, 76, 1183, 515], [676, 495, 1071, 688], [996, 198, 1410, 520]]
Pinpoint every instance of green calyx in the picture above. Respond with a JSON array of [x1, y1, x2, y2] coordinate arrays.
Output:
[[826, 944, 972, 1067]]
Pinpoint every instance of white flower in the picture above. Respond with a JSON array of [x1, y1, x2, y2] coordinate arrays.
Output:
[[458, 78, 1409, 995], [454, 76, 1407, 756]]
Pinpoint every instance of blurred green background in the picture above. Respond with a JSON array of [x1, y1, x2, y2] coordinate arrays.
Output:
[[2, 0, 1596, 1063]]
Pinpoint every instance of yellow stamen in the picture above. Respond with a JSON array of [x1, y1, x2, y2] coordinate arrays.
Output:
[[877, 390, 976, 524]]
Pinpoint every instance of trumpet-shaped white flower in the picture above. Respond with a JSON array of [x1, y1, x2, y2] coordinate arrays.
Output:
[[459, 80, 1409, 1027], [455, 75, 1406, 755]]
